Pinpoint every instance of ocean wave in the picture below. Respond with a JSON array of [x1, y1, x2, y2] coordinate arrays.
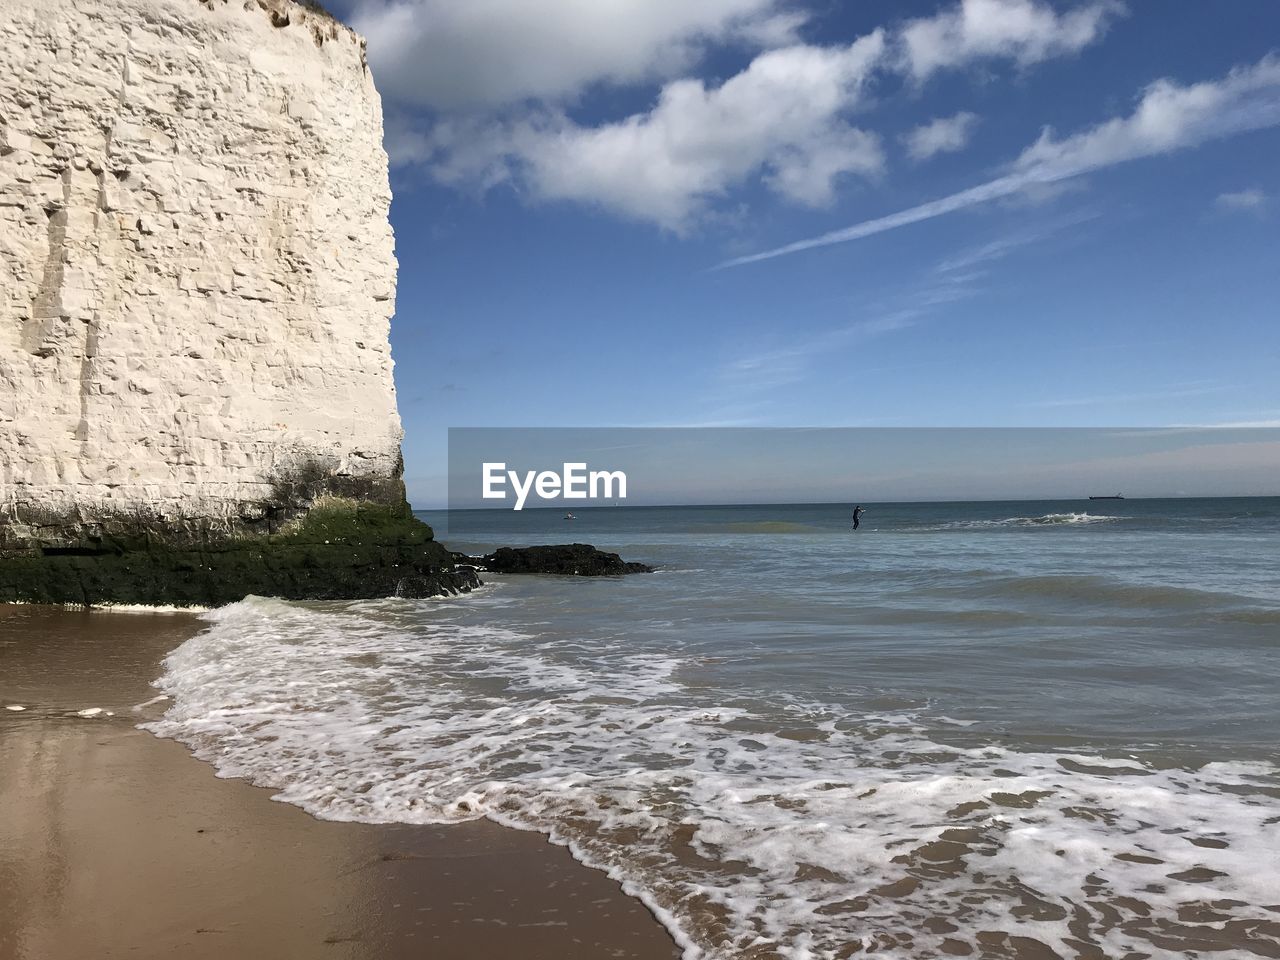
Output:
[[940, 512, 1125, 529], [942, 572, 1266, 612], [1214, 606, 1280, 626], [146, 597, 1280, 960]]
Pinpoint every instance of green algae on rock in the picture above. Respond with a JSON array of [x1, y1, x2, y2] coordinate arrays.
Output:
[[0, 498, 479, 608], [0, 1, 454, 607]]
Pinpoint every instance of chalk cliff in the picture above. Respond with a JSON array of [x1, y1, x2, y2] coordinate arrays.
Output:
[[0, 0, 473, 604]]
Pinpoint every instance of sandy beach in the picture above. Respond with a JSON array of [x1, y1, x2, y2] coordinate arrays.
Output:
[[0, 605, 678, 960]]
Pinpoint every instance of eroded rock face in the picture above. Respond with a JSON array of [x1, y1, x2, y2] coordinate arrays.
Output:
[[1, 0, 399, 526], [0, 0, 467, 604]]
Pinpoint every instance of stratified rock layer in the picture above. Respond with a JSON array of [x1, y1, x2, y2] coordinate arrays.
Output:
[[0, 0, 464, 604]]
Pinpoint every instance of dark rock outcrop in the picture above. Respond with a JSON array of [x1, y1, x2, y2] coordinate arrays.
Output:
[[455, 543, 653, 577], [0, 499, 481, 607]]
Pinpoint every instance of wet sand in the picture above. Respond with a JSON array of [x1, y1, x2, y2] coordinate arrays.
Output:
[[0, 605, 679, 960]]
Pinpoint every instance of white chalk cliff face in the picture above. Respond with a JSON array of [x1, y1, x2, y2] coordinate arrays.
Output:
[[0, 0, 402, 524]]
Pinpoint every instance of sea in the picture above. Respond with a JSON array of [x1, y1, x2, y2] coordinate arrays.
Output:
[[145, 497, 1280, 959]]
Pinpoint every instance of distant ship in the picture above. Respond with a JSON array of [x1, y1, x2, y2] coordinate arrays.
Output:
[[1088, 494, 1125, 500], [563, 513, 576, 520]]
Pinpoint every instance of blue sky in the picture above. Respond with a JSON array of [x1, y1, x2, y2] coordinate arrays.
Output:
[[324, 0, 1279, 506]]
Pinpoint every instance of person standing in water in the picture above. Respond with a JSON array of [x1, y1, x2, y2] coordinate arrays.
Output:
[[852, 505, 864, 530]]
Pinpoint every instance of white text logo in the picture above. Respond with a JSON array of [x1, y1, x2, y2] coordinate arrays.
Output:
[[482, 462, 627, 510]]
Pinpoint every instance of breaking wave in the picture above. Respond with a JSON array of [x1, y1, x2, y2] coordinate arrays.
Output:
[[145, 596, 1280, 960], [944, 512, 1124, 528]]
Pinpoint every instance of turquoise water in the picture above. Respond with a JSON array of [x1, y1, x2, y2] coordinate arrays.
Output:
[[148, 498, 1280, 958]]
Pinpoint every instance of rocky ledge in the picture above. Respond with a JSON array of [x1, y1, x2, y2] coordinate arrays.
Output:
[[0, 506, 661, 606], [453, 544, 654, 577], [0, 498, 480, 607]]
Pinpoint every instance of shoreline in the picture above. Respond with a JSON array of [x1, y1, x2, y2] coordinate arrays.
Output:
[[0, 603, 679, 960]]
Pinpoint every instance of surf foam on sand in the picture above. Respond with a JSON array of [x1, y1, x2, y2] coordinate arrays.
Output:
[[146, 597, 1280, 959]]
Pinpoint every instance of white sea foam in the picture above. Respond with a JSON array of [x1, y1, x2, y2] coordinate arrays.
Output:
[[949, 512, 1125, 528], [146, 596, 1280, 959], [3, 600, 209, 612], [94, 602, 211, 613]]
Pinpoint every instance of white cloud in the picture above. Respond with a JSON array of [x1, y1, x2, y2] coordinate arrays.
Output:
[[1011, 57, 1280, 178], [369, 0, 1124, 228], [904, 111, 979, 161], [398, 35, 889, 230], [733, 10, 812, 49], [899, 0, 1121, 81], [351, 0, 794, 110], [385, 115, 516, 190], [521, 37, 887, 228], [1215, 188, 1268, 212], [720, 54, 1280, 267]]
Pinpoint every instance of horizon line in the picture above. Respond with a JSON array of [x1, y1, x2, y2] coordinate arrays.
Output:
[[414, 492, 1278, 511]]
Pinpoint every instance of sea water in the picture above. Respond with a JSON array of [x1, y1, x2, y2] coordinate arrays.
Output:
[[145, 498, 1280, 958]]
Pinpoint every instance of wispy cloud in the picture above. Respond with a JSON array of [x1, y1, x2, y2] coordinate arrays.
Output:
[[1201, 420, 1280, 428], [1029, 381, 1231, 408], [932, 208, 1100, 274], [903, 112, 979, 161], [718, 54, 1280, 268], [1175, 414, 1280, 429], [1215, 188, 1268, 213], [716, 310, 924, 405], [717, 212, 1093, 407]]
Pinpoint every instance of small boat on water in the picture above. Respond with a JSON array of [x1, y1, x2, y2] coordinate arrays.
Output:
[[1088, 494, 1125, 500], [563, 513, 576, 520]]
